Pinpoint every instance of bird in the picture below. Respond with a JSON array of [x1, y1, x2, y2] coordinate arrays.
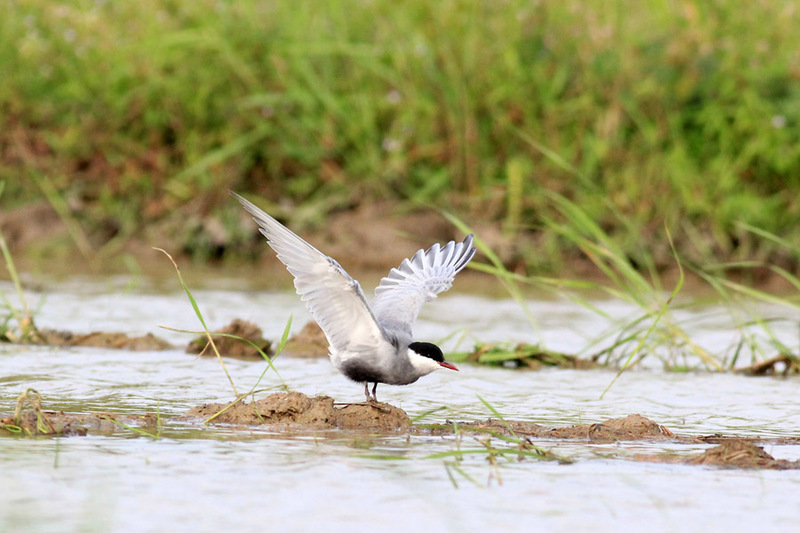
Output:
[[231, 191, 476, 402]]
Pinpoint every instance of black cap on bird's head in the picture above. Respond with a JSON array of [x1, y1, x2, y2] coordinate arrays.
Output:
[[408, 341, 459, 371]]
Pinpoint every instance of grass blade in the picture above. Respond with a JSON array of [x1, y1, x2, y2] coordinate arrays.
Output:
[[155, 247, 238, 397]]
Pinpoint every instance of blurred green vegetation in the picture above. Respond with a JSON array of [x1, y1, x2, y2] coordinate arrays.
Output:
[[2, 0, 800, 271]]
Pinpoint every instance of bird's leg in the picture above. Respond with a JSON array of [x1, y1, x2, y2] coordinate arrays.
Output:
[[332, 383, 387, 412]]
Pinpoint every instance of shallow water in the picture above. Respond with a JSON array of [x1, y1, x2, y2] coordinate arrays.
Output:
[[2, 278, 800, 532]]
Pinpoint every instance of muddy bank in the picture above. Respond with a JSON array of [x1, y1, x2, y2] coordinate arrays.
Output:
[[185, 391, 411, 431], [4, 391, 800, 470], [0, 201, 67, 252], [7, 192, 800, 298], [0, 197, 522, 274]]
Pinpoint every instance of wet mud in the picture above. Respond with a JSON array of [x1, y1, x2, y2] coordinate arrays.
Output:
[[185, 319, 272, 360], [33, 329, 172, 351], [283, 321, 329, 358], [0, 197, 523, 273], [431, 415, 800, 469], [446, 413, 674, 442], [0, 389, 158, 437], [8, 321, 798, 377], [3, 391, 799, 469], [185, 391, 410, 431], [0, 410, 155, 437], [635, 440, 800, 470]]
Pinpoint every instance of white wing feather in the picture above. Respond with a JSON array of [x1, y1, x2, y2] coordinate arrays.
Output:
[[232, 192, 385, 354], [371, 234, 476, 338]]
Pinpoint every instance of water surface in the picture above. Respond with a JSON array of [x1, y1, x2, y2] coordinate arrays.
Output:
[[2, 279, 799, 532]]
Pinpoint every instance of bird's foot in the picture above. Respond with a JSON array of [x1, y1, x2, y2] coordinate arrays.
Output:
[[369, 382, 379, 404]]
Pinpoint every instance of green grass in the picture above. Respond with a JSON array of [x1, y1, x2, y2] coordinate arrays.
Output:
[[0, 388, 55, 435], [3, 0, 800, 381], [0, 230, 36, 342], [0, 182, 41, 343], [156, 247, 242, 396], [454, 193, 800, 379], [422, 396, 572, 487], [3, 0, 800, 269]]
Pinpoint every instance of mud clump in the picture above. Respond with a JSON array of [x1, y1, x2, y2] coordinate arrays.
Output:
[[0, 410, 150, 437], [185, 319, 271, 360], [635, 440, 800, 470], [2, 388, 122, 436], [570, 413, 674, 441], [455, 414, 674, 442], [687, 440, 800, 469], [283, 321, 329, 358], [186, 391, 410, 430], [33, 330, 172, 351]]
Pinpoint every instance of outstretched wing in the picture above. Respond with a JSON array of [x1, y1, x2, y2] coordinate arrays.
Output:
[[371, 234, 476, 338], [232, 192, 385, 354]]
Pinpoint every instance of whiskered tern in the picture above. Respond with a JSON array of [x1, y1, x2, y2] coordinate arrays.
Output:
[[232, 192, 476, 402]]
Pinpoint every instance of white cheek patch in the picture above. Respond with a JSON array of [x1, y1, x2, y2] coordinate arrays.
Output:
[[407, 350, 443, 376]]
